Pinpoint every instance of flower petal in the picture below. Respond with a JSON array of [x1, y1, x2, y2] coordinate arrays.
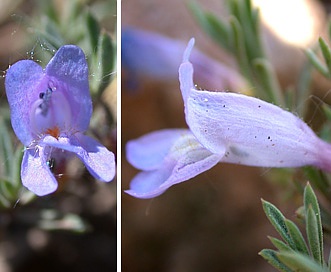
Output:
[[42, 134, 115, 182], [123, 29, 247, 92], [122, 28, 186, 81], [179, 40, 322, 168], [126, 131, 223, 198], [126, 129, 190, 171], [46, 45, 92, 132], [5, 60, 45, 146], [21, 147, 58, 196]]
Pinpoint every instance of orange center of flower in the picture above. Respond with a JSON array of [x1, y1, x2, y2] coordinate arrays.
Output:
[[46, 126, 60, 139]]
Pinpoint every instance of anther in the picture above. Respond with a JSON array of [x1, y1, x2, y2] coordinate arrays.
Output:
[[38, 87, 53, 116]]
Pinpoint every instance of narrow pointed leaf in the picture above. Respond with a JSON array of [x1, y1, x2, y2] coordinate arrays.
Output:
[[318, 37, 331, 77], [306, 205, 323, 264], [253, 58, 284, 106], [269, 236, 293, 252], [259, 249, 292, 272], [285, 218, 309, 255], [296, 60, 313, 117], [86, 11, 100, 51], [304, 183, 323, 265], [305, 49, 329, 77], [0, 119, 13, 176], [322, 104, 331, 121], [236, 0, 259, 59], [277, 251, 326, 272], [262, 199, 295, 249], [11, 146, 24, 188], [0, 192, 11, 208], [90, 32, 114, 95], [188, 2, 231, 52], [205, 13, 231, 51], [229, 16, 252, 81], [0, 179, 15, 201]]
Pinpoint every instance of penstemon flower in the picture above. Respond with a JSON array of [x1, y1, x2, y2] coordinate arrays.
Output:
[[5, 45, 115, 196], [122, 27, 247, 92], [126, 38, 331, 199]]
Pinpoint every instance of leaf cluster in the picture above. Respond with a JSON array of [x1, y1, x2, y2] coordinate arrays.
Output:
[[305, 21, 331, 80], [189, 0, 283, 106], [260, 183, 330, 272], [0, 117, 34, 208], [189, 0, 316, 117], [31, 0, 116, 96]]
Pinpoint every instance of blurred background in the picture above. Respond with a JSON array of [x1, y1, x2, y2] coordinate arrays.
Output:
[[0, 0, 117, 271], [122, 0, 331, 271]]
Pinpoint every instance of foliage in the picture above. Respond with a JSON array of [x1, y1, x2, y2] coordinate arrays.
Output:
[[190, 0, 331, 270], [0, 0, 116, 219], [260, 183, 330, 272]]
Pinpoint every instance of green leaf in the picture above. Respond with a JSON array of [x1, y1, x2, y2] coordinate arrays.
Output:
[[296, 60, 313, 117], [305, 48, 329, 78], [253, 58, 284, 105], [259, 249, 292, 272], [306, 205, 323, 264], [205, 13, 231, 51], [0, 191, 11, 209], [328, 20, 331, 42], [90, 32, 114, 95], [0, 179, 15, 203], [11, 146, 24, 188], [41, 0, 59, 24], [285, 219, 309, 255], [86, 11, 100, 52], [269, 236, 293, 252], [304, 183, 323, 265], [278, 251, 327, 272], [0, 119, 13, 176], [262, 199, 295, 249], [318, 37, 331, 77], [229, 16, 253, 81], [322, 103, 331, 121], [188, 2, 231, 52], [235, 0, 260, 59]]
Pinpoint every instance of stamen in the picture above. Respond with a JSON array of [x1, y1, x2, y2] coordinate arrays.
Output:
[[30, 84, 72, 136], [46, 126, 60, 139], [38, 87, 53, 116]]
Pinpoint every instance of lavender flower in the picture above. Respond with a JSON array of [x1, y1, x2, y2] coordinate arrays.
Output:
[[5, 45, 115, 196], [126, 38, 331, 199], [122, 27, 247, 92]]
